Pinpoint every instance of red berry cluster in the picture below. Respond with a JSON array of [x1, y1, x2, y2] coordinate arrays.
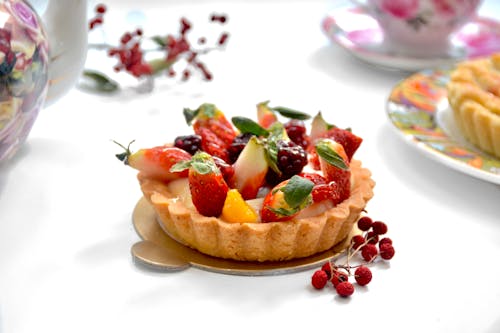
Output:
[[310, 216, 395, 298], [87, 4, 230, 86], [89, 4, 106, 30], [108, 29, 153, 78]]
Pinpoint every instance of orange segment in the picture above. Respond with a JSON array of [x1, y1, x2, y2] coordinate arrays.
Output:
[[221, 189, 258, 223]]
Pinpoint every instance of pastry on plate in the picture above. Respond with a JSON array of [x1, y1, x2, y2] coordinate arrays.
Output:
[[117, 102, 375, 261], [447, 53, 500, 158]]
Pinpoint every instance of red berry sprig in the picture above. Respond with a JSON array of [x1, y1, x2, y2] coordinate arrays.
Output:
[[84, 4, 230, 92], [310, 215, 395, 298], [89, 4, 106, 30]]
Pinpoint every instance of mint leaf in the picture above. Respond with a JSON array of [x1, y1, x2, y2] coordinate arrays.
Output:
[[231, 116, 269, 136], [281, 175, 313, 208], [271, 106, 311, 120], [183, 107, 199, 125], [263, 122, 288, 175], [268, 206, 299, 217], [315, 140, 348, 170]]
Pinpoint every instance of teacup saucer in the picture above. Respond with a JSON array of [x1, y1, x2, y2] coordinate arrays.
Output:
[[321, 5, 500, 71]]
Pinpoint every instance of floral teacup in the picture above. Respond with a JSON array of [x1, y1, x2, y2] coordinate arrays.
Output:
[[353, 0, 483, 57]]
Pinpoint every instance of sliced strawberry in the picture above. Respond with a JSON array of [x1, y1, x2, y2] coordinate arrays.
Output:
[[315, 138, 351, 202], [257, 101, 278, 129], [196, 126, 230, 162], [230, 136, 268, 200], [299, 172, 342, 204], [260, 175, 314, 222], [185, 103, 237, 146], [115, 140, 191, 182], [321, 127, 362, 161], [171, 151, 229, 217]]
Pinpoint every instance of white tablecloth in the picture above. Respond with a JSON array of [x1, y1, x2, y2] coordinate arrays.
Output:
[[1, 1, 500, 332]]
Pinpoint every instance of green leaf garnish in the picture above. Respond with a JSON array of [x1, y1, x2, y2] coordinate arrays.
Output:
[[270, 106, 311, 120], [231, 116, 269, 136], [170, 151, 219, 174], [268, 206, 299, 217], [183, 107, 199, 125], [315, 139, 348, 170], [263, 122, 289, 175], [80, 70, 119, 93], [281, 175, 314, 208]]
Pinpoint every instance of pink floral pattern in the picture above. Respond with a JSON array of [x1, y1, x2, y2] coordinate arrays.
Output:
[[375, 0, 419, 19]]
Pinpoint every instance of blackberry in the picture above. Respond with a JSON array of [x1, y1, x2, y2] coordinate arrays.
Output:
[[174, 134, 202, 155], [266, 140, 307, 185], [228, 133, 254, 163], [284, 119, 309, 149]]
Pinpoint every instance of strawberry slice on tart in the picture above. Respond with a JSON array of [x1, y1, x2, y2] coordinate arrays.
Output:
[[260, 175, 314, 222], [315, 138, 351, 202], [115, 140, 191, 182]]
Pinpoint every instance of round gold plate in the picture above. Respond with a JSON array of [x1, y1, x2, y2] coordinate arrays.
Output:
[[131, 197, 353, 276]]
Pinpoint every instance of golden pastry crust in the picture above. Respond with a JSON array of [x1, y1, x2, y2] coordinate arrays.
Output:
[[447, 54, 500, 158], [138, 160, 375, 262]]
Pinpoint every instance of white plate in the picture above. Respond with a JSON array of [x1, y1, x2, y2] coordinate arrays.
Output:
[[322, 5, 500, 71], [386, 68, 500, 185]]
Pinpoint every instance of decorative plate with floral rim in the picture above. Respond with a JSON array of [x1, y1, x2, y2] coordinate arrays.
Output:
[[386, 68, 500, 185]]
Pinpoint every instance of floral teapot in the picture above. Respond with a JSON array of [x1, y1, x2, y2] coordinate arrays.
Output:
[[0, 0, 87, 163]]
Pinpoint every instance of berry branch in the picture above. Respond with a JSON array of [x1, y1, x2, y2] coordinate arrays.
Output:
[[310, 216, 395, 298], [82, 3, 230, 93]]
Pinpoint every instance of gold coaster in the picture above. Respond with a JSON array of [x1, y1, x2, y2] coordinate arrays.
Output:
[[131, 197, 353, 276]]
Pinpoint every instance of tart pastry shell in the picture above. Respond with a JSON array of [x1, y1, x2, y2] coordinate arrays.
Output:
[[138, 160, 375, 262]]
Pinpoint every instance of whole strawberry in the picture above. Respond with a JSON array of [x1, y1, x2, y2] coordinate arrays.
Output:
[[115, 140, 191, 181], [171, 151, 229, 217]]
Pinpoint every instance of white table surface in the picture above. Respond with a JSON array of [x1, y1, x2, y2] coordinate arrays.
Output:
[[1, 1, 500, 332]]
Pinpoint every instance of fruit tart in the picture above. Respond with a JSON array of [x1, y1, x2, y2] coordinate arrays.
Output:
[[117, 102, 375, 262], [447, 53, 500, 159]]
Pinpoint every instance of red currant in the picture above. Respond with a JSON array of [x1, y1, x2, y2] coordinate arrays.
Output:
[[354, 266, 372, 286], [336, 281, 355, 297], [357, 216, 373, 231], [311, 270, 328, 289], [361, 244, 378, 262]]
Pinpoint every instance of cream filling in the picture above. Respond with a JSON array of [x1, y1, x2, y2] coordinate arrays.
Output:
[[166, 172, 355, 222]]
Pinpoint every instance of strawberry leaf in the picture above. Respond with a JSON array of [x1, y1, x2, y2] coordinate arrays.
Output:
[[191, 161, 213, 174], [113, 139, 135, 164], [281, 175, 313, 208], [231, 116, 269, 136], [170, 159, 192, 173], [270, 106, 311, 120], [315, 140, 348, 170], [200, 103, 216, 118]]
